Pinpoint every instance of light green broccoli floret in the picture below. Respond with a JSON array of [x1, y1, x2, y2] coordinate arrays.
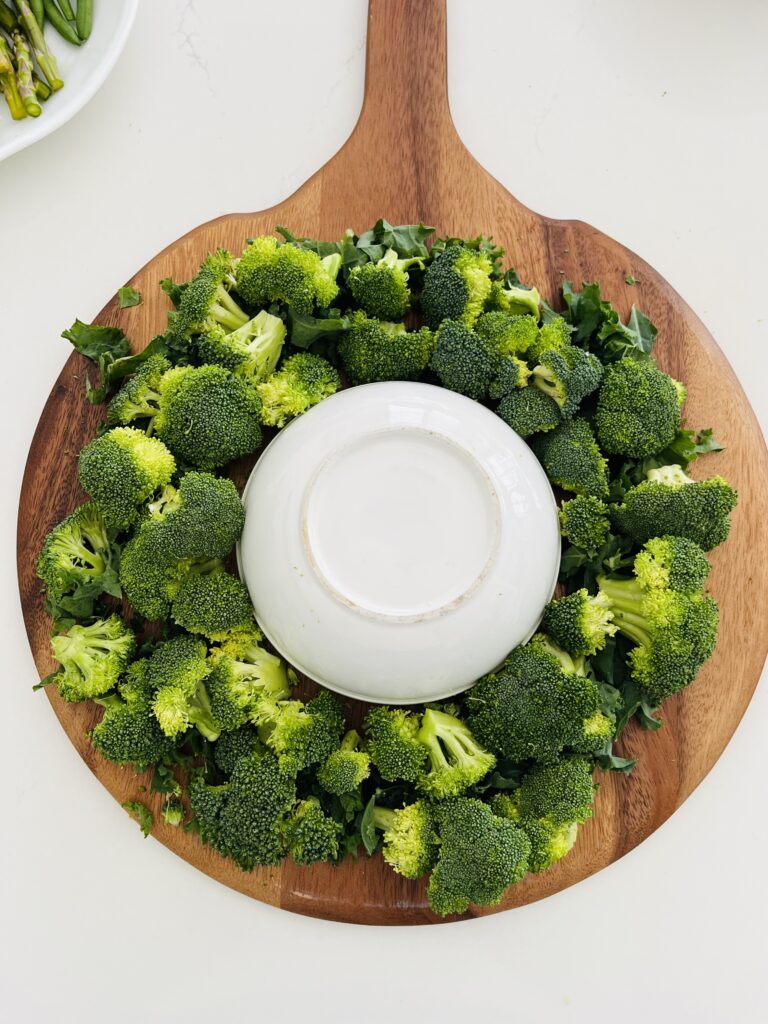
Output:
[[558, 495, 610, 552], [281, 797, 342, 865], [196, 309, 287, 383], [206, 626, 293, 731], [107, 355, 171, 427], [542, 588, 617, 657], [50, 615, 136, 702], [486, 280, 541, 318], [235, 235, 341, 314], [256, 353, 340, 428], [317, 730, 371, 795], [36, 502, 117, 602], [347, 247, 424, 320], [416, 707, 496, 799], [372, 801, 439, 878], [475, 311, 539, 356], [167, 249, 249, 340]]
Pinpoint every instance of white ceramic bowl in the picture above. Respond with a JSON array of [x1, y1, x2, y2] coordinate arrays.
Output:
[[238, 382, 560, 704], [0, 0, 139, 163]]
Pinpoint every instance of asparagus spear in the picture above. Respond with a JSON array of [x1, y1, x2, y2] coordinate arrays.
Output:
[[13, 0, 64, 91], [0, 36, 27, 119], [11, 29, 41, 116], [32, 71, 51, 100]]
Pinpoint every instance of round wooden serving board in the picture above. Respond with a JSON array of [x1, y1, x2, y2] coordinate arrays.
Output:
[[17, 0, 768, 925]]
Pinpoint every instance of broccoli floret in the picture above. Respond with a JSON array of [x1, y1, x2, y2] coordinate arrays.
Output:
[[256, 352, 340, 428], [282, 797, 342, 865], [206, 627, 292, 731], [337, 311, 434, 384], [371, 801, 439, 878], [144, 472, 244, 561], [610, 465, 737, 551], [466, 634, 613, 762], [558, 495, 610, 552], [213, 725, 263, 775], [147, 636, 220, 741], [542, 588, 617, 657], [364, 706, 428, 783], [486, 280, 541, 318], [475, 311, 538, 356], [526, 316, 572, 364], [347, 248, 424, 320], [189, 751, 297, 869], [162, 797, 185, 827], [317, 729, 371, 795], [531, 345, 604, 417], [598, 560, 719, 705], [196, 310, 287, 383], [153, 365, 262, 470], [531, 417, 609, 498], [119, 526, 221, 620], [633, 535, 711, 593], [235, 236, 340, 314], [430, 319, 495, 400], [168, 249, 249, 340], [107, 355, 171, 427], [427, 798, 531, 916], [170, 569, 254, 641], [36, 502, 117, 603], [416, 707, 496, 799], [421, 245, 494, 328], [259, 690, 346, 773], [595, 357, 685, 457], [496, 387, 562, 438], [50, 615, 136, 702], [91, 666, 174, 770], [79, 427, 176, 530]]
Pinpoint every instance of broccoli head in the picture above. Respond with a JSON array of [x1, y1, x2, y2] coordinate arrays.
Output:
[[281, 797, 342, 865], [259, 690, 346, 773], [337, 311, 434, 384], [170, 569, 254, 641], [531, 345, 604, 417], [168, 249, 249, 340], [347, 247, 424, 320], [213, 724, 263, 775], [610, 465, 737, 550], [475, 311, 538, 357], [50, 615, 136, 702], [91, 662, 174, 770], [364, 706, 428, 783], [148, 635, 220, 741], [496, 387, 562, 438], [107, 354, 171, 428], [633, 535, 711, 593], [530, 417, 609, 498], [196, 309, 287, 383], [558, 495, 610, 553], [317, 729, 371, 795], [595, 357, 685, 457], [154, 365, 262, 470], [485, 279, 541, 318], [206, 627, 292, 731], [427, 798, 531, 916], [542, 588, 617, 657], [79, 427, 176, 530], [526, 316, 572, 364], [235, 235, 341, 314], [430, 319, 496, 400], [119, 527, 221, 621], [36, 502, 117, 603], [372, 801, 439, 879], [257, 353, 340, 428], [416, 707, 496, 799], [144, 471, 244, 561], [421, 244, 494, 329]]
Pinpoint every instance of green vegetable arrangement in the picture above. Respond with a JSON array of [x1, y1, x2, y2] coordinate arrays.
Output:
[[0, 1, 94, 121], [37, 221, 737, 917]]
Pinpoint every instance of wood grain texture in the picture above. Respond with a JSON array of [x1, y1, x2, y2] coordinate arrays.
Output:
[[17, 0, 768, 925]]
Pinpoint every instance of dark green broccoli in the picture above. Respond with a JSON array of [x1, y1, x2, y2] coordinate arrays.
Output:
[[154, 365, 262, 470], [119, 527, 221, 620], [427, 798, 531, 916], [167, 249, 249, 340], [558, 495, 610, 553], [143, 472, 244, 560], [347, 247, 424, 320], [430, 319, 496, 401], [371, 801, 439, 878], [195, 309, 287, 383], [530, 417, 609, 498], [466, 634, 613, 762], [91, 660, 174, 770], [147, 634, 220, 740], [36, 502, 118, 603], [170, 569, 254, 641], [49, 615, 136, 702], [496, 387, 562, 438], [317, 729, 371, 795], [78, 427, 176, 530], [337, 311, 434, 384], [485, 279, 541, 318], [107, 355, 171, 427], [206, 626, 292, 730], [595, 357, 685, 457], [633, 535, 711, 593], [189, 751, 297, 869], [542, 588, 617, 657], [364, 706, 428, 783], [416, 707, 496, 799], [213, 724, 263, 775], [259, 690, 346, 773], [281, 797, 342, 865], [421, 244, 494, 328], [475, 311, 538, 356], [256, 353, 340, 428], [610, 465, 737, 550], [526, 316, 572, 364], [235, 235, 341, 314], [530, 345, 604, 417]]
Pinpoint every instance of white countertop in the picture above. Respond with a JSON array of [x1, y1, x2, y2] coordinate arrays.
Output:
[[1, 2, 766, 1020]]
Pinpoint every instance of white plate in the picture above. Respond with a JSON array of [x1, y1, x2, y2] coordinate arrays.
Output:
[[0, 1, 138, 163], [238, 382, 560, 705]]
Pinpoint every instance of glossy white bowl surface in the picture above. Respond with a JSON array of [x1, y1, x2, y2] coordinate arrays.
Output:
[[238, 382, 560, 704], [0, 0, 139, 163]]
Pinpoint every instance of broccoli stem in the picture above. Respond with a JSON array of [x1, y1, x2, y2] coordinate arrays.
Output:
[[214, 285, 249, 329], [597, 577, 653, 647], [340, 729, 360, 752], [371, 807, 396, 832], [11, 30, 41, 116]]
